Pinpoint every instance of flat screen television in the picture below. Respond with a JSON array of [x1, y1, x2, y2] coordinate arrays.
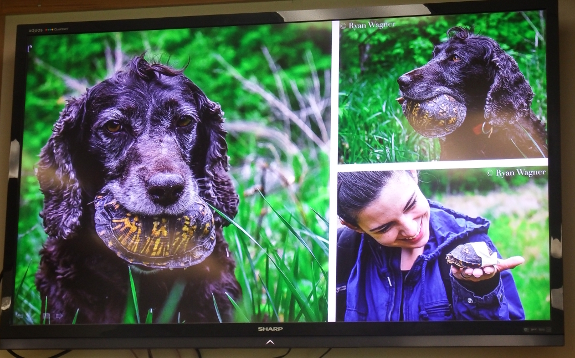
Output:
[[0, 0, 563, 349]]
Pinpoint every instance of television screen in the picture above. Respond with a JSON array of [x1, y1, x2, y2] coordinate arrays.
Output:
[[0, 0, 563, 349]]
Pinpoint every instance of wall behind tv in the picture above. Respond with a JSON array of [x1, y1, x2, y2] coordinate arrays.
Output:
[[0, 0, 573, 357]]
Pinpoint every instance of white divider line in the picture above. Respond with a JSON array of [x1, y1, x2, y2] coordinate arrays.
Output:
[[327, 20, 340, 323], [337, 158, 548, 172]]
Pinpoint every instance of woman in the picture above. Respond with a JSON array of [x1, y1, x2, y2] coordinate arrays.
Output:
[[336, 170, 525, 321]]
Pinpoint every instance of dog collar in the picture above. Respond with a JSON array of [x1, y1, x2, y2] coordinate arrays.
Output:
[[473, 122, 493, 138]]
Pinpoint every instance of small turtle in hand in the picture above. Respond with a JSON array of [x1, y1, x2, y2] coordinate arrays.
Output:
[[446, 242, 498, 269]]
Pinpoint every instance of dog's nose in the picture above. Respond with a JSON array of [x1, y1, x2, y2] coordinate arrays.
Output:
[[397, 74, 412, 89], [147, 173, 185, 205]]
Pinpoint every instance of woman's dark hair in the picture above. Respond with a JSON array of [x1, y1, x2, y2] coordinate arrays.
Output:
[[337, 170, 414, 226]]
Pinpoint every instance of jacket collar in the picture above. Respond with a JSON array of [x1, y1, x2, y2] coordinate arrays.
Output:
[[422, 200, 490, 261]]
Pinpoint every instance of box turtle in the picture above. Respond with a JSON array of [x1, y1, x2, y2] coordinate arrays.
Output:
[[446, 242, 499, 268], [94, 191, 216, 269], [398, 94, 466, 138]]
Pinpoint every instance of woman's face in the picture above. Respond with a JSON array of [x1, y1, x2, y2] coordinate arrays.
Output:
[[354, 172, 430, 249]]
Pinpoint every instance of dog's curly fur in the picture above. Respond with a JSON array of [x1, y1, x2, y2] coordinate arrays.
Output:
[[398, 27, 548, 160], [35, 56, 240, 324]]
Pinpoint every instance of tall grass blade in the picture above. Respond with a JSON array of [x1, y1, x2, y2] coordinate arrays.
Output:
[[42, 296, 48, 325], [158, 279, 186, 323], [272, 253, 285, 318], [209, 205, 266, 251], [257, 191, 326, 277], [269, 250, 316, 321], [212, 293, 223, 323], [72, 308, 79, 324], [289, 217, 328, 255], [225, 292, 250, 323], [145, 309, 153, 324], [123, 289, 136, 324], [311, 208, 328, 226], [519, 123, 546, 157], [288, 289, 296, 322], [15, 261, 31, 303], [295, 288, 322, 322], [233, 231, 256, 315], [274, 286, 284, 321], [299, 229, 329, 247], [391, 133, 396, 161], [128, 266, 140, 324], [211, 203, 318, 322], [311, 262, 321, 315], [289, 247, 302, 321], [510, 137, 528, 158], [258, 275, 280, 321], [264, 248, 271, 319], [211, 205, 295, 278]]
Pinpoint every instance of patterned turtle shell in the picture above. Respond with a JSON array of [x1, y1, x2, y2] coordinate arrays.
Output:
[[94, 191, 216, 269], [446, 242, 494, 269], [402, 94, 466, 138]]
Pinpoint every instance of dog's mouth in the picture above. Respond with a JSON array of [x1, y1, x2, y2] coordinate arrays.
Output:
[[397, 94, 467, 138], [93, 190, 216, 269]]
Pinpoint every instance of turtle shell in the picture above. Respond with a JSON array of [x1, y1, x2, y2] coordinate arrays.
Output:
[[94, 191, 216, 269], [446, 243, 493, 268], [402, 94, 466, 138]]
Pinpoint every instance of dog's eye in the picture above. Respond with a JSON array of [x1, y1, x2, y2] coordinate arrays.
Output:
[[105, 120, 122, 133], [450, 54, 461, 62], [176, 116, 193, 128]]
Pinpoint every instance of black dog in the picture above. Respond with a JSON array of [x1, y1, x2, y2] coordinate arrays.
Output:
[[398, 27, 547, 160], [35, 56, 240, 324]]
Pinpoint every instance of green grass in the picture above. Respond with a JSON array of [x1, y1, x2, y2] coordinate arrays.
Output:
[[487, 214, 549, 320], [338, 73, 441, 164], [216, 187, 329, 322], [128, 266, 140, 324], [430, 181, 550, 320]]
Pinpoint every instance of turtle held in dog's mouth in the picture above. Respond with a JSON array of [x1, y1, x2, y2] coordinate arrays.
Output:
[[397, 94, 466, 138], [94, 190, 216, 269]]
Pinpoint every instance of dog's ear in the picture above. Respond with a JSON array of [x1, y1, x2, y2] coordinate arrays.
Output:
[[37, 94, 86, 240], [484, 47, 534, 127], [196, 95, 239, 226]]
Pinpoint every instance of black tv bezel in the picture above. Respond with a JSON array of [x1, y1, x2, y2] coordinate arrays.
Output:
[[0, 0, 563, 349]]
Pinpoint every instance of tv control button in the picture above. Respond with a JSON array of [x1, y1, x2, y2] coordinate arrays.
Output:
[[266, 340, 275, 345]]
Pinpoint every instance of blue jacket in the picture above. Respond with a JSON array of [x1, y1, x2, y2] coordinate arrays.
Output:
[[338, 201, 525, 321]]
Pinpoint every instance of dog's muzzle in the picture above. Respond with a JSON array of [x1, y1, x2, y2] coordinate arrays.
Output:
[[93, 190, 216, 269]]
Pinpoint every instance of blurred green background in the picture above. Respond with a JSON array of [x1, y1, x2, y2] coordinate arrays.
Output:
[[15, 22, 332, 324], [338, 11, 548, 163], [419, 168, 550, 320]]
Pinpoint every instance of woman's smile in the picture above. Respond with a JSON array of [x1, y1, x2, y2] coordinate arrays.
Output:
[[402, 217, 423, 241], [353, 172, 430, 249]]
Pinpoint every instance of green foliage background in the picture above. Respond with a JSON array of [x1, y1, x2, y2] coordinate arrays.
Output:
[[338, 11, 547, 163], [419, 168, 550, 320], [15, 22, 332, 324]]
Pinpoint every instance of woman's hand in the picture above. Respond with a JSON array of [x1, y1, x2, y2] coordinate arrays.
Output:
[[451, 256, 525, 282]]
